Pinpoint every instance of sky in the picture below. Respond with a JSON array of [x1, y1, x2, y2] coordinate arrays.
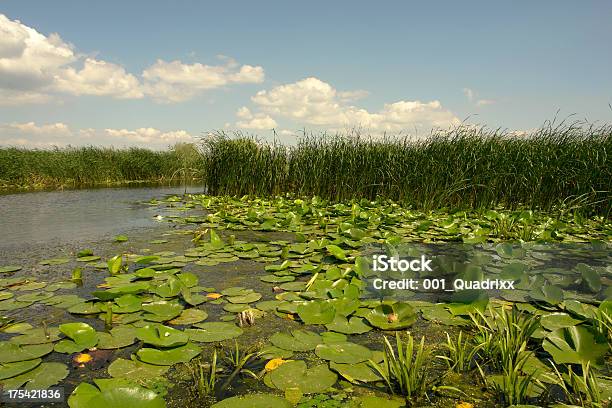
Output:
[[0, 1, 611, 148]]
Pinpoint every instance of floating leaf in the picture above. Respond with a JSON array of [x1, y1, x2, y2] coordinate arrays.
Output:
[[267, 360, 337, 394], [0, 362, 68, 389], [168, 308, 208, 325], [325, 316, 372, 334], [0, 359, 41, 380], [365, 303, 417, 330], [186, 322, 243, 342], [211, 394, 291, 408], [107, 358, 169, 380], [68, 381, 165, 408], [227, 292, 262, 304], [540, 313, 583, 331], [10, 327, 61, 344], [55, 322, 98, 353], [0, 265, 22, 274], [315, 342, 373, 363], [136, 324, 188, 348], [329, 361, 382, 383], [137, 342, 200, 366], [270, 330, 322, 352], [297, 300, 336, 325], [542, 326, 608, 367], [96, 326, 137, 349], [0, 342, 54, 363]]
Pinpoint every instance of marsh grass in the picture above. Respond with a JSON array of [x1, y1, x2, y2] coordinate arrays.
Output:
[[0, 144, 203, 188], [186, 350, 218, 400], [202, 122, 611, 216], [436, 331, 482, 372], [552, 361, 606, 407]]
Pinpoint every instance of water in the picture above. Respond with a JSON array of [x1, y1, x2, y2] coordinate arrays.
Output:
[[0, 185, 202, 249]]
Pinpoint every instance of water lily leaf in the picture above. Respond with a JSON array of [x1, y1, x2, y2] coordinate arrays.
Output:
[[68, 381, 165, 408], [0, 359, 41, 380], [270, 330, 322, 352], [0, 299, 32, 310], [227, 292, 262, 304], [114, 235, 129, 242], [68, 301, 102, 314], [325, 316, 372, 334], [135, 256, 160, 264], [168, 308, 208, 325], [540, 313, 583, 331], [136, 324, 188, 347], [0, 362, 68, 390], [224, 303, 249, 313], [107, 358, 169, 380], [365, 303, 417, 330], [326, 245, 347, 261], [267, 360, 337, 393], [137, 342, 200, 366], [211, 394, 292, 408], [420, 304, 469, 326], [297, 300, 336, 325], [77, 256, 101, 262], [0, 322, 31, 333], [96, 326, 137, 349], [256, 300, 282, 311], [259, 345, 294, 359], [542, 326, 608, 367], [151, 276, 183, 298], [329, 361, 382, 383], [55, 322, 98, 353], [39, 258, 70, 266], [186, 322, 243, 342], [0, 265, 22, 274], [579, 264, 602, 293], [142, 300, 183, 321], [10, 327, 61, 344], [0, 291, 12, 301], [260, 275, 295, 283], [0, 342, 54, 362], [355, 395, 406, 408], [221, 287, 251, 296], [45, 281, 77, 291], [315, 342, 373, 363], [16, 292, 53, 302], [529, 284, 563, 306]]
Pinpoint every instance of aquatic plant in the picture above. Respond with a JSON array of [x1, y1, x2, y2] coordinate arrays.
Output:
[[436, 331, 482, 372], [186, 350, 218, 399], [551, 361, 605, 407]]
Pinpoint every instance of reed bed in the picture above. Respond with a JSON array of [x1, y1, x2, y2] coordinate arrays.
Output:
[[0, 144, 203, 188], [202, 123, 612, 215]]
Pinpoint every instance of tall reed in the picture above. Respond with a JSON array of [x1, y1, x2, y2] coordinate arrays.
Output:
[[201, 122, 611, 215]]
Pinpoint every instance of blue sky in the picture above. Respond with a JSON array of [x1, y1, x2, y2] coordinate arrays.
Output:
[[1, 1, 611, 148]]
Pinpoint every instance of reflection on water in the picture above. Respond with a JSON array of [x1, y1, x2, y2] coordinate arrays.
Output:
[[0, 185, 202, 248]]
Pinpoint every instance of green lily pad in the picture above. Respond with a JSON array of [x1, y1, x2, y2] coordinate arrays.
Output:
[[224, 303, 250, 313], [260, 275, 295, 283], [579, 264, 602, 293], [365, 303, 417, 330], [315, 342, 373, 363], [68, 301, 102, 314], [136, 324, 188, 348], [259, 345, 294, 359], [0, 359, 41, 380], [325, 316, 372, 334], [137, 342, 200, 365], [227, 292, 262, 304], [326, 245, 347, 261], [55, 322, 98, 353], [297, 300, 336, 325], [270, 330, 322, 352], [329, 361, 382, 383], [107, 358, 169, 380], [211, 394, 292, 408], [0, 342, 54, 363], [142, 300, 183, 321], [0, 362, 68, 390], [355, 395, 406, 408], [39, 258, 70, 266], [0, 265, 22, 274], [68, 381, 165, 408], [77, 256, 101, 262], [168, 308, 208, 325], [542, 325, 608, 367], [540, 313, 583, 331], [96, 326, 137, 349], [529, 284, 563, 306], [16, 292, 54, 302], [10, 327, 61, 344], [45, 281, 77, 291], [267, 360, 337, 393], [186, 322, 243, 342]]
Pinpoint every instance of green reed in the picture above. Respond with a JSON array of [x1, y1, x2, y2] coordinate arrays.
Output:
[[201, 122, 611, 216], [0, 143, 203, 188]]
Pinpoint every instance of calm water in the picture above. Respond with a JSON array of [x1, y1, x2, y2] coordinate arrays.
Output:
[[0, 185, 202, 248]]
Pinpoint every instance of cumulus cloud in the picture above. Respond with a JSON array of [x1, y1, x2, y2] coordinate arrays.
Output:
[[242, 77, 459, 134], [0, 121, 194, 149], [142, 59, 264, 103], [0, 14, 264, 104], [234, 106, 277, 130]]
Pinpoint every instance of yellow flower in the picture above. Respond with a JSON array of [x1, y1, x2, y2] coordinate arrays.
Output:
[[206, 293, 222, 299], [73, 353, 92, 364], [265, 358, 290, 372], [456, 402, 474, 408]]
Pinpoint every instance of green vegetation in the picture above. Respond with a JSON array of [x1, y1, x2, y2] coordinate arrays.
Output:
[[203, 123, 611, 216], [0, 143, 202, 188]]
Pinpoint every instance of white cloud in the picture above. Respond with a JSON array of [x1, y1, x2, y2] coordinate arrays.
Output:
[[0, 121, 194, 149], [463, 87, 495, 107], [142, 59, 264, 103], [0, 14, 263, 104], [234, 106, 277, 130], [245, 77, 459, 134]]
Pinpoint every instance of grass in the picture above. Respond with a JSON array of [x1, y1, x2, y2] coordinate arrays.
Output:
[[185, 350, 218, 400], [436, 331, 482, 373], [0, 143, 203, 188], [202, 122, 612, 216]]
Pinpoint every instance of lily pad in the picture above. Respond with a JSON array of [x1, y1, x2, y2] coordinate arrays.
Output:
[[142, 300, 183, 321], [0, 359, 41, 380], [55, 322, 98, 353], [329, 361, 382, 383], [267, 360, 337, 393], [540, 313, 583, 331], [297, 300, 336, 325], [168, 308, 208, 325], [315, 342, 373, 363], [325, 316, 372, 334], [0, 265, 22, 274], [39, 258, 70, 266], [96, 326, 137, 349], [211, 394, 292, 408], [270, 330, 322, 352], [542, 325, 608, 367], [68, 381, 165, 408], [137, 342, 201, 366], [136, 324, 188, 348], [227, 292, 262, 304], [186, 322, 243, 342], [107, 358, 169, 380], [0, 342, 54, 363], [365, 303, 417, 330], [0, 362, 68, 389], [10, 327, 61, 344]]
